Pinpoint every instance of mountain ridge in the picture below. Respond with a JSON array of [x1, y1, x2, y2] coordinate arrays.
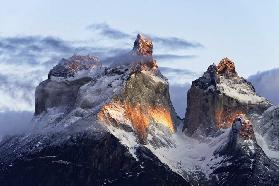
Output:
[[0, 34, 278, 186]]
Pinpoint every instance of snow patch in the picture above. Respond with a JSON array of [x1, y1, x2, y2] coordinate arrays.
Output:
[[217, 76, 267, 104]]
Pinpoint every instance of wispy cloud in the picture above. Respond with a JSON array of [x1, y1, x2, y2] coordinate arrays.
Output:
[[87, 23, 131, 39], [154, 54, 196, 60], [151, 35, 203, 50], [87, 23, 203, 50], [249, 68, 279, 105], [0, 23, 202, 113]]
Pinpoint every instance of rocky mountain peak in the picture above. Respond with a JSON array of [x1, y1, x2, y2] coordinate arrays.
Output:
[[184, 58, 270, 136], [216, 57, 237, 77], [48, 54, 101, 79], [217, 114, 257, 155], [132, 34, 153, 56]]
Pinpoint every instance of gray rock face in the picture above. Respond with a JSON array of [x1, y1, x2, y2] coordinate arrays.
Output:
[[184, 59, 271, 136], [35, 77, 92, 115]]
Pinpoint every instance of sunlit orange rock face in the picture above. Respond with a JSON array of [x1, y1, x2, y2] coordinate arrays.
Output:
[[132, 34, 153, 56], [98, 67, 175, 143], [97, 34, 175, 142], [217, 57, 237, 76], [98, 100, 174, 141], [215, 108, 245, 129]]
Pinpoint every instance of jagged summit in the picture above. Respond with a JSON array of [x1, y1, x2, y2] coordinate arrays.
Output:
[[217, 57, 237, 77], [184, 58, 270, 136], [132, 34, 153, 56]]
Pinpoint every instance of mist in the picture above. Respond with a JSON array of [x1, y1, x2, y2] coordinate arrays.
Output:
[[0, 111, 33, 140]]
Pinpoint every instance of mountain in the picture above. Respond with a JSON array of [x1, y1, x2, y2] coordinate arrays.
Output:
[[0, 35, 278, 186], [184, 58, 271, 136]]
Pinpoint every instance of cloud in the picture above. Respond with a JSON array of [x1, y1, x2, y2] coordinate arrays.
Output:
[[160, 67, 199, 84], [249, 68, 279, 105], [87, 23, 132, 39], [151, 36, 203, 50], [154, 54, 196, 60], [0, 36, 85, 112], [0, 26, 201, 113], [87, 23, 203, 50]]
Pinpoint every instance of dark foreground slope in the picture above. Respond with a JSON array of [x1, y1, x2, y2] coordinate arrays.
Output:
[[0, 132, 189, 186]]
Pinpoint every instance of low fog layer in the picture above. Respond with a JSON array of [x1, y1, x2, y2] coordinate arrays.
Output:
[[0, 111, 33, 139]]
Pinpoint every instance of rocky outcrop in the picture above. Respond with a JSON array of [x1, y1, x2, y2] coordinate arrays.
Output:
[[48, 55, 101, 79], [97, 34, 176, 144], [216, 57, 237, 77], [210, 115, 279, 186], [184, 58, 271, 136], [35, 77, 92, 115], [131, 34, 153, 56]]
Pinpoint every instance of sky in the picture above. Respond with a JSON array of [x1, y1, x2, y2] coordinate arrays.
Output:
[[1, 0, 279, 75], [0, 0, 279, 135]]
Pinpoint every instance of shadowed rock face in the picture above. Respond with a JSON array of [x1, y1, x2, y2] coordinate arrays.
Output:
[[35, 77, 92, 115], [211, 116, 279, 186], [0, 132, 189, 186], [184, 58, 271, 136]]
